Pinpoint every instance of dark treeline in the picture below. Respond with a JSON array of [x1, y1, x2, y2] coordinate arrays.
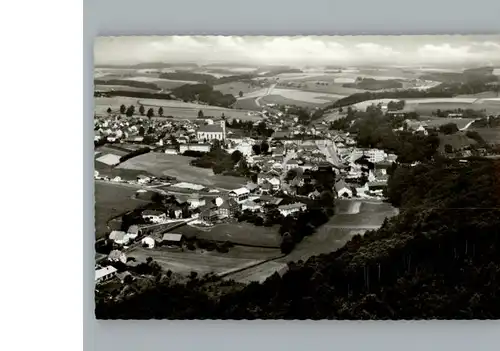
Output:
[[94, 90, 173, 100], [171, 84, 236, 108], [96, 158, 500, 319], [343, 78, 403, 90], [119, 147, 151, 163], [94, 79, 161, 91]]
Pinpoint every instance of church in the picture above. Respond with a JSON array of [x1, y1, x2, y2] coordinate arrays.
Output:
[[196, 120, 226, 141]]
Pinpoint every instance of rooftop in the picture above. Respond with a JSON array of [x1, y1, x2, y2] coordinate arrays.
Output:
[[95, 266, 118, 281], [162, 233, 183, 242], [198, 125, 223, 133]]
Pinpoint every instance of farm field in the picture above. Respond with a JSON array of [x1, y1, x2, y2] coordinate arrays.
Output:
[[437, 133, 477, 153], [95, 84, 160, 93], [213, 81, 263, 97], [265, 88, 344, 103], [94, 96, 260, 121], [469, 127, 500, 144], [94, 181, 149, 239], [116, 152, 247, 189], [223, 260, 288, 284], [127, 246, 267, 275], [178, 222, 282, 247], [423, 117, 476, 130]]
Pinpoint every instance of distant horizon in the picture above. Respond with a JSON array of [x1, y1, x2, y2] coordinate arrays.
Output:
[[94, 35, 500, 68]]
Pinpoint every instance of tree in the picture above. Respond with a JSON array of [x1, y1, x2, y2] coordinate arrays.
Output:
[[439, 123, 459, 135], [107, 107, 112, 114], [260, 141, 269, 154], [198, 110, 204, 119], [158, 107, 164, 117], [239, 91, 243, 98], [147, 108, 154, 119], [252, 144, 261, 155], [125, 105, 135, 117], [231, 150, 243, 163], [139, 126, 145, 136], [280, 232, 295, 254], [119, 104, 126, 114], [139, 105, 145, 116]]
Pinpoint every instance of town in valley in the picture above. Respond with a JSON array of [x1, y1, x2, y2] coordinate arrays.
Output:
[[94, 36, 500, 319]]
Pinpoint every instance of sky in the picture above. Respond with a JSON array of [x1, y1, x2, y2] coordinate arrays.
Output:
[[94, 35, 500, 68]]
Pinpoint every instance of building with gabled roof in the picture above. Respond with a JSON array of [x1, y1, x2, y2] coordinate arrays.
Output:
[[95, 266, 117, 283]]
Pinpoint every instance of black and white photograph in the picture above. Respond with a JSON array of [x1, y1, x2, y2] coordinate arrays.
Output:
[[93, 35, 500, 320]]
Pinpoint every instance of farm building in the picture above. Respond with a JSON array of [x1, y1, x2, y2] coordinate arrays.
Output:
[[335, 180, 353, 198], [108, 250, 127, 264], [96, 153, 121, 166], [368, 180, 388, 191], [137, 175, 151, 184], [109, 231, 130, 245], [161, 233, 184, 247], [141, 236, 155, 249], [179, 143, 211, 154], [278, 202, 307, 217], [95, 266, 117, 283], [187, 194, 206, 209], [241, 199, 262, 212], [215, 197, 239, 218], [127, 225, 140, 239], [228, 187, 250, 203], [142, 210, 167, 223]]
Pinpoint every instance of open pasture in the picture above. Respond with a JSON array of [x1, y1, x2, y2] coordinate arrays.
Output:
[[281, 200, 398, 262], [437, 133, 477, 152], [116, 152, 247, 189], [127, 246, 263, 275], [423, 117, 476, 130], [94, 96, 260, 121], [177, 222, 281, 248], [94, 182, 148, 239], [469, 127, 500, 144]]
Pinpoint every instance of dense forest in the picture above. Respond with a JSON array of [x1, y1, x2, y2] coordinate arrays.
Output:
[[96, 158, 500, 319], [170, 84, 236, 108], [343, 78, 403, 90]]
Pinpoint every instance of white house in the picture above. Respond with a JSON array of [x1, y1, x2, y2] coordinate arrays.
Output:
[[95, 266, 118, 283], [108, 250, 127, 264], [137, 175, 151, 184], [109, 231, 130, 245], [187, 195, 206, 209], [335, 180, 353, 198], [179, 143, 211, 154], [268, 177, 281, 190], [141, 236, 155, 249], [285, 159, 300, 171], [126, 225, 140, 240], [142, 210, 167, 223], [241, 200, 262, 212], [278, 202, 307, 217], [228, 187, 250, 203]]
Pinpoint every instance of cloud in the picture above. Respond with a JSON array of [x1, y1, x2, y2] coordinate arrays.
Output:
[[94, 35, 500, 67]]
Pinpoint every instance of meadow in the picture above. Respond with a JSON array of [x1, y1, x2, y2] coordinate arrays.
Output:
[[116, 152, 247, 189], [94, 182, 149, 239], [94, 96, 260, 121], [127, 246, 265, 276], [177, 222, 282, 248]]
